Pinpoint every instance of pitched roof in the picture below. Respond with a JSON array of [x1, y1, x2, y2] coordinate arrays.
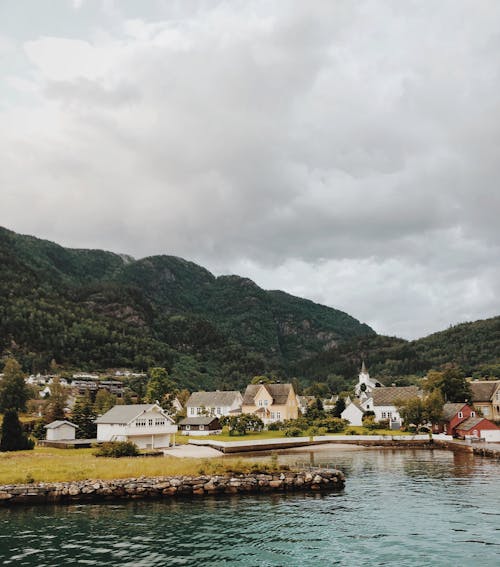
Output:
[[372, 386, 420, 406], [469, 381, 499, 402], [242, 383, 294, 406], [442, 403, 468, 421], [456, 416, 497, 431], [95, 404, 168, 424], [186, 391, 242, 408], [179, 416, 221, 426], [45, 420, 78, 429]]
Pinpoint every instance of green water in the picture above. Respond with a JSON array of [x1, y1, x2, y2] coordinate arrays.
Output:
[[0, 448, 499, 566]]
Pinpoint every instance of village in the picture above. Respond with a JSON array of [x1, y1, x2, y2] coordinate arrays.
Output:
[[17, 362, 500, 452]]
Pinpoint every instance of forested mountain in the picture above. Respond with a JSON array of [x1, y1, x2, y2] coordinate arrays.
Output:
[[0, 226, 374, 389], [1, 226, 498, 390]]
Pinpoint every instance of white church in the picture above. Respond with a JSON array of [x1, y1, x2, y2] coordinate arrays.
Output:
[[342, 361, 384, 426]]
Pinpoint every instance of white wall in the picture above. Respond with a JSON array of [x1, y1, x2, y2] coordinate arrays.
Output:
[[374, 405, 402, 423], [46, 424, 76, 441], [341, 404, 363, 426], [481, 430, 500, 442]]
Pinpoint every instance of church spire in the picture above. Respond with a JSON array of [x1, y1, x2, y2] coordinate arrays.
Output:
[[361, 360, 368, 374]]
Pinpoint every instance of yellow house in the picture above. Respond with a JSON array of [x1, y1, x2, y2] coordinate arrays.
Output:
[[241, 383, 299, 424], [470, 380, 500, 421]]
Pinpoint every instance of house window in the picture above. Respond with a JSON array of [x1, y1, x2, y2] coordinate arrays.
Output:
[[387, 412, 392, 419], [470, 412, 475, 418], [258, 400, 263, 407], [264, 400, 268, 407], [483, 407, 490, 415], [217, 407, 221, 415], [382, 412, 387, 418], [185, 425, 190, 431], [458, 412, 463, 418], [271, 412, 275, 419], [190, 407, 195, 415], [276, 412, 281, 420], [199, 425, 204, 431], [196, 407, 201, 415], [148, 419, 153, 426]]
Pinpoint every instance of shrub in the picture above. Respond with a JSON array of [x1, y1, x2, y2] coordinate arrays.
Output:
[[377, 419, 390, 430], [0, 409, 34, 451], [306, 426, 327, 437], [316, 417, 348, 433], [94, 441, 139, 458], [362, 415, 379, 430], [284, 427, 304, 437], [267, 421, 282, 431]]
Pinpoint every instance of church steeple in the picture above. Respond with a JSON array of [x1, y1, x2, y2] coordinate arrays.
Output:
[[361, 360, 368, 374]]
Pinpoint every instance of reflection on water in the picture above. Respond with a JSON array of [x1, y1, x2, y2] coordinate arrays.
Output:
[[0, 448, 499, 566]]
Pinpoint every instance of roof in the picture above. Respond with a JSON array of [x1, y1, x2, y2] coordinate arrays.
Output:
[[349, 399, 364, 412], [186, 391, 242, 408], [469, 381, 499, 402], [95, 404, 169, 424], [442, 403, 468, 421], [45, 420, 78, 429], [179, 416, 221, 426], [372, 386, 421, 407], [456, 416, 497, 431], [242, 383, 294, 406]]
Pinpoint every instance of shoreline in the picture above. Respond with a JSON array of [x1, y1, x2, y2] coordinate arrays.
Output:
[[0, 469, 345, 506]]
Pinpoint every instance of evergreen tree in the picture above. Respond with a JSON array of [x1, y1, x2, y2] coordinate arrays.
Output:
[[0, 409, 34, 451], [0, 358, 29, 412], [93, 389, 116, 415], [331, 397, 346, 418], [72, 394, 97, 438], [45, 377, 68, 422]]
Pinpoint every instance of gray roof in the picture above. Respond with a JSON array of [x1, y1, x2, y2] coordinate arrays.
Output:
[[186, 391, 242, 408], [348, 399, 364, 412], [372, 386, 421, 406], [45, 420, 78, 429], [179, 416, 221, 426], [456, 416, 496, 431], [242, 383, 294, 406], [95, 404, 167, 424], [442, 403, 468, 421], [469, 381, 499, 402]]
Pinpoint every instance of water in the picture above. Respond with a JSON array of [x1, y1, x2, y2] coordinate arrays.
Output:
[[0, 448, 499, 566]]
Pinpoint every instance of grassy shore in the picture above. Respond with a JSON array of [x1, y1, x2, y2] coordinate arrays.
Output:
[[0, 447, 283, 485]]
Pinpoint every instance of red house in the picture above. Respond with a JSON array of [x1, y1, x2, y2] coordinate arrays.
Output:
[[455, 417, 499, 439], [437, 403, 475, 436]]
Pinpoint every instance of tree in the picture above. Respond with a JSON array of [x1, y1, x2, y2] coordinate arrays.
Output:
[[0, 358, 29, 412], [145, 367, 176, 404], [251, 375, 273, 385], [305, 397, 325, 421], [331, 397, 346, 418], [93, 389, 116, 415], [220, 414, 263, 436], [0, 409, 34, 451], [396, 390, 444, 430], [44, 377, 68, 423], [424, 365, 471, 402], [71, 394, 97, 439]]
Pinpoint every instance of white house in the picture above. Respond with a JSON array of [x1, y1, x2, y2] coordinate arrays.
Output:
[[371, 386, 421, 427], [355, 361, 383, 400], [95, 404, 177, 449], [45, 420, 78, 441], [186, 391, 243, 418], [341, 400, 364, 426]]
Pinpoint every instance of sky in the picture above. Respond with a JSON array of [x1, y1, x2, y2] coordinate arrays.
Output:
[[1, 0, 499, 340]]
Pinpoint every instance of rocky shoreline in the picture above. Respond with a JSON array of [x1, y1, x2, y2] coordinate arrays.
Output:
[[0, 469, 345, 506]]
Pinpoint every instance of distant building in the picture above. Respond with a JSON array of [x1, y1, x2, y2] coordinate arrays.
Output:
[[297, 395, 316, 415], [469, 380, 500, 422], [455, 416, 499, 440], [242, 383, 299, 424], [45, 420, 78, 441], [355, 361, 383, 401], [95, 403, 177, 449], [341, 400, 364, 426], [368, 386, 421, 427], [186, 391, 243, 418], [179, 416, 222, 436]]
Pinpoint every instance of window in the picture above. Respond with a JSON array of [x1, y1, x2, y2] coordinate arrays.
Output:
[[148, 419, 153, 426], [258, 400, 263, 407], [276, 411, 281, 420], [270, 412, 275, 419], [483, 407, 490, 415], [470, 412, 475, 418], [196, 407, 201, 415], [217, 407, 221, 415], [387, 411, 392, 419], [185, 425, 190, 431], [264, 400, 268, 407], [458, 412, 463, 418], [190, 407, 195, 415], [381, 412, 387, 418], [199, 425, 204, 431]]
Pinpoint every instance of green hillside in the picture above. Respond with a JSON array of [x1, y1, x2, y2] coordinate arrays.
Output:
[[0, 226, 374, 388]]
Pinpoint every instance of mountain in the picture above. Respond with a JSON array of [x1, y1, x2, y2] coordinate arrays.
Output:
[[0, 226, 374, 389], [292, 316, 500, 387]]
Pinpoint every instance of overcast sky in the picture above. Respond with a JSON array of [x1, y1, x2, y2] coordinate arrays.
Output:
[[1, 1, 499, 340]]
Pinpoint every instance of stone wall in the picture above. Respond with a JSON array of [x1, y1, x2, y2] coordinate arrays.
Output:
[[0, 469, 345, 506]]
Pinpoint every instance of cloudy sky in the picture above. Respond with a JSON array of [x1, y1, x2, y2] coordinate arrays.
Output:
[[1, 1, 499, 340]]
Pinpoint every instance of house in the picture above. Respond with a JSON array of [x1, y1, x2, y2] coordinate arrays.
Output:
[[322, 395, 339, 413], [437, 402, 475, 436], [455, 416, 499, 439], [354, 361, 383, 401], [241, 383, 299, 424], [470, 380, 500, 422], [341, 399, 364, 426], [297, 395, 316, 415], [45, 420, 78, 441], [178, 416, 222, 436], [370, 386, 421, 427], [186, 391, 243, 418], [95, 404, 177, 449]]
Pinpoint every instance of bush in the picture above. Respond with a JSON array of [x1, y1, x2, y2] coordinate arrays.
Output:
[[306, 426, 327, 437], [94, 441, 139, 458], [377, 419, 390, 430], [0, 409, 34, 451], [362, 415, 379, 430], [284, 427, 304, 437], [267, 421, 282, 431], [315, 417, 348, 433]]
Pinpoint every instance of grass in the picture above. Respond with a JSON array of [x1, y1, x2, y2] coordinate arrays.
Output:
[[0, 447, 284, 485]]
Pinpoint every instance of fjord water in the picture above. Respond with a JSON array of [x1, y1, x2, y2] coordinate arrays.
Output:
[[1, 449, 499, 567]]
